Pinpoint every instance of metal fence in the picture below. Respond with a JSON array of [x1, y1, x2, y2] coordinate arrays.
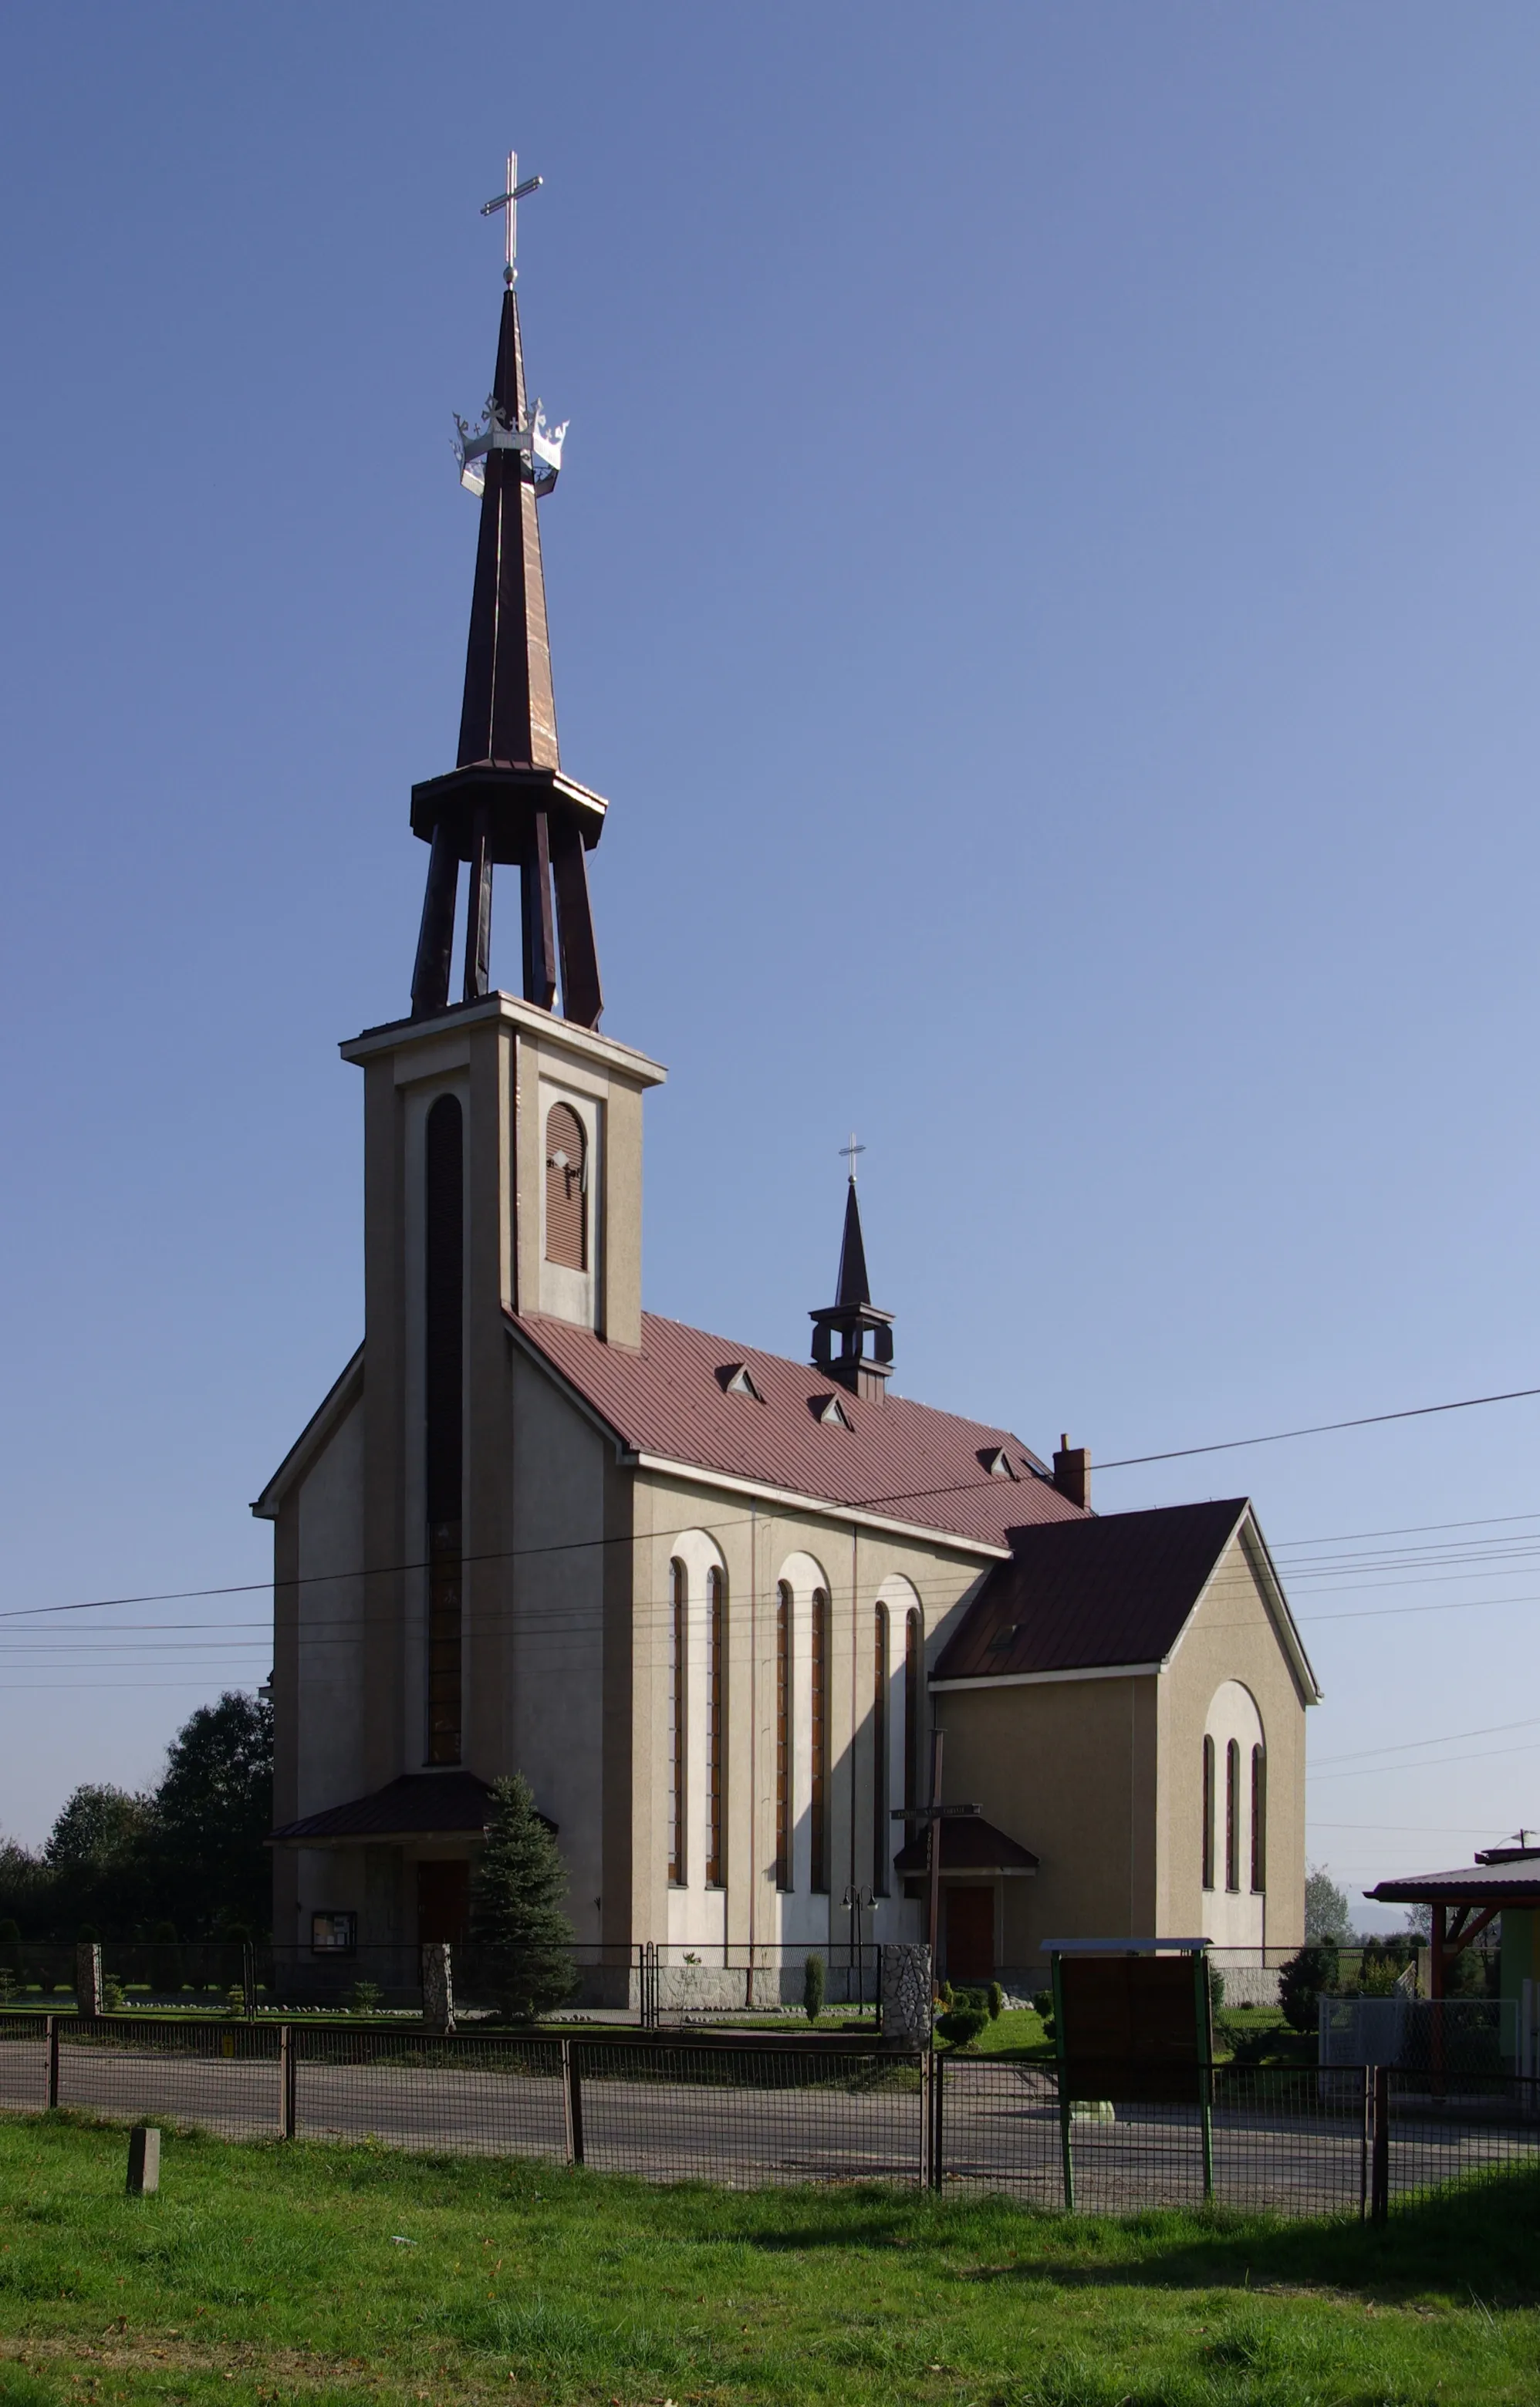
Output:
[[5, 2014, 1540, 2216]]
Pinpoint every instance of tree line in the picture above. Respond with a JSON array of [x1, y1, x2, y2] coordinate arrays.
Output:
[[0, 1693, 272, 1943]]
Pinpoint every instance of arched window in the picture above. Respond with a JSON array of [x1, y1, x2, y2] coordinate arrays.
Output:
[[873, 1607, 889, 1896], [903, 1609, 923, 1816], [1201, 1734, 1216, 1891], [810, 1588, 829, 1895], [775, 1582, 792, 1891], [544, 1101, 587, 1270], [1225, 1738, 1241, 1892], [1251, 1744, 1267, 1894], [424, 1094, 464, 1767], [667, 1558, 685, 1885], [704, 1566, 724, 1887]]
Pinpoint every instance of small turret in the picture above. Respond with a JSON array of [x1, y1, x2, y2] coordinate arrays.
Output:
[[809, 1139, 893, 1402]]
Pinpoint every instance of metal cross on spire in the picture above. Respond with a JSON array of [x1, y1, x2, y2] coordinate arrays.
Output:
[[839, 1132, 866, 1185], [481, 149, 544, 285]]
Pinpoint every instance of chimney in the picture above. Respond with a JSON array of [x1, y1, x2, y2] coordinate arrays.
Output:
[[1052, 1433, 1091, 1512]]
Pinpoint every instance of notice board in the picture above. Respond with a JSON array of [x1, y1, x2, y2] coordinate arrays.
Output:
[[1055, 1952, 1211, 2102]]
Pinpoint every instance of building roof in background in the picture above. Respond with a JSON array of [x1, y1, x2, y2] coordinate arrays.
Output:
[[1365, 1861, 1540, 1907], [931, 1498, 1319, 1697], [510, 1309, 1089, 1548]]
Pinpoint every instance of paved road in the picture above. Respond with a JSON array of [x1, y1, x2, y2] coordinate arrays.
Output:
[[2, 2033, 1535, 2213]]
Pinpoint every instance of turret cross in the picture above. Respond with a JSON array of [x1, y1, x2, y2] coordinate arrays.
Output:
[[481, 149, 544, 284], [839, 1131, 866, 1183]]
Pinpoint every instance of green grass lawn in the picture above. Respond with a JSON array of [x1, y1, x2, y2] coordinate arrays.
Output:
[[2, 2115, 1539, 2405]]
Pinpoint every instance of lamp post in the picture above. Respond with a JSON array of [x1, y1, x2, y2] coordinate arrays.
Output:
[[842, 1886, 877, 2013]]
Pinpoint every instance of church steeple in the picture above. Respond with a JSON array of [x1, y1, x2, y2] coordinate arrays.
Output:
[[409, 153, 606, 1029], [810, 1137, 894, 1402]]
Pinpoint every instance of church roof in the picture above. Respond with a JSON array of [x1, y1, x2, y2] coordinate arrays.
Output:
[[931, 1497, 1319, 1696], [508, 1308, 1088, 1548]]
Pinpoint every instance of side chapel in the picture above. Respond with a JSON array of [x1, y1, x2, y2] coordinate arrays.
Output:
[[258, 168, 1319, 2000]]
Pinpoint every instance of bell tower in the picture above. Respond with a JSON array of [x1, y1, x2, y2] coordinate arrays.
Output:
[[339, 156, 665, 1792]]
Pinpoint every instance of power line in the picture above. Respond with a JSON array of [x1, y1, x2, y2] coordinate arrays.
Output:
[[1096, 1382, 1540, 1470]]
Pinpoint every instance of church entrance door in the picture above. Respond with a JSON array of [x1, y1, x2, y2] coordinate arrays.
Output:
[[944, 1885, 995, 1982], [417, 1859, 470, 1946]]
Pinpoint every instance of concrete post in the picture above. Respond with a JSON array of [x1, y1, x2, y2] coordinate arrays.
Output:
[[126, 2126, 160, 2196], [421, 1942, 455, 2034], [880, 1943, 931, 2047], [75, 1944, 102, 2019]]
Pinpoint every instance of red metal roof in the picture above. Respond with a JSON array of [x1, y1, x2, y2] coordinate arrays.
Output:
[[509, 1310, 1088, 1548]]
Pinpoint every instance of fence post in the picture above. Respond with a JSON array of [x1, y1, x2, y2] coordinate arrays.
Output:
[[1359, 2064, 1372, 2220], [279, 2023, 296, 2141], [930, 2048, 944, 2193], [562, 2038, 585, 2166], [1370, 2063, 1390, 2224], [919, 2047, 931, 2189], [242, 1943, 257, 2021], [46, 2014, 59, 2111]]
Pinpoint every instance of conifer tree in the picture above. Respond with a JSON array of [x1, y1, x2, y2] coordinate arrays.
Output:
[[469, 1774, 577, 2023]]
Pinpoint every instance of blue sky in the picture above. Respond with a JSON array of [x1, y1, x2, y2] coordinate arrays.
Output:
[[3, 5, 1540, 1915]]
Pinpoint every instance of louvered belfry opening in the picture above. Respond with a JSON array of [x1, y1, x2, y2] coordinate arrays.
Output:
[[544, 1101, 586, 1270], [424, 1095, 464, 1765], [409, 283, 605, 1029]]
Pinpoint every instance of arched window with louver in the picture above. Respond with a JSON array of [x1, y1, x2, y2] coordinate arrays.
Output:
[[545, 1102, 587, 1271]]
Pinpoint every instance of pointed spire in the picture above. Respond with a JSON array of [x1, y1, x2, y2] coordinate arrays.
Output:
[[836, 1176, 871, 1308], [810, 1140, 894, 1402], [407, 153, 605, 1031], [455, 288, 559, 773]]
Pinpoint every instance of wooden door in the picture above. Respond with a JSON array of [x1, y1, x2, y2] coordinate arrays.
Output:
[[417, 1859, 470, 1946], [945, 1885, 995, 1982]]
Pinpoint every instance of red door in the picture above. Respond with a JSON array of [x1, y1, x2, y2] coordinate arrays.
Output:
[[945, 1886, 995, 1982], [417, 1860, 470, 1946]]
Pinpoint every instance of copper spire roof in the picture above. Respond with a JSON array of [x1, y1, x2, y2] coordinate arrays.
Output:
[[454, 288, 559, 775]]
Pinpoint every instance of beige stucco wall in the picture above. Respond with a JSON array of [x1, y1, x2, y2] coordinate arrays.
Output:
[[628, 1466, 995, 1956], [1158, 1526, 1310, 1954], [934, 1673, 1160, 1970]]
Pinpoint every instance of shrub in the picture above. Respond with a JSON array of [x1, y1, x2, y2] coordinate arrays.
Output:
[[1032, 1988, 1053, 2020], [350, 1980, 383, 2017], [1208, 1961, 1225, 2017], [988, 1980, 1004, 2020], [802, 1951, 825, 2023], [1278, 1939, 1339, 2034], [935, 2004, 988, 2049]]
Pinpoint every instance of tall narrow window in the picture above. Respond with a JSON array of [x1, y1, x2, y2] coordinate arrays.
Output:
[[809, 1588, 829, 1894], [667, 1558, 685, 1885], [1251, 1744, 1267, 1893], [1225, 1738, 1241, 1892], [424, 1094, 464, 1766], [1201, 1734, 1216, 1890], [903, 1609, 923, 1817], [544, 1101, 587, 1270], [775, 1582, 792, 1890], [873, 1606, 889, 1896], [705, 1566, 724, 1886]]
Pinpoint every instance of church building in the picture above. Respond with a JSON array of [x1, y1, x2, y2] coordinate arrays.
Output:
[[257, 170, 1319, 2003]]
